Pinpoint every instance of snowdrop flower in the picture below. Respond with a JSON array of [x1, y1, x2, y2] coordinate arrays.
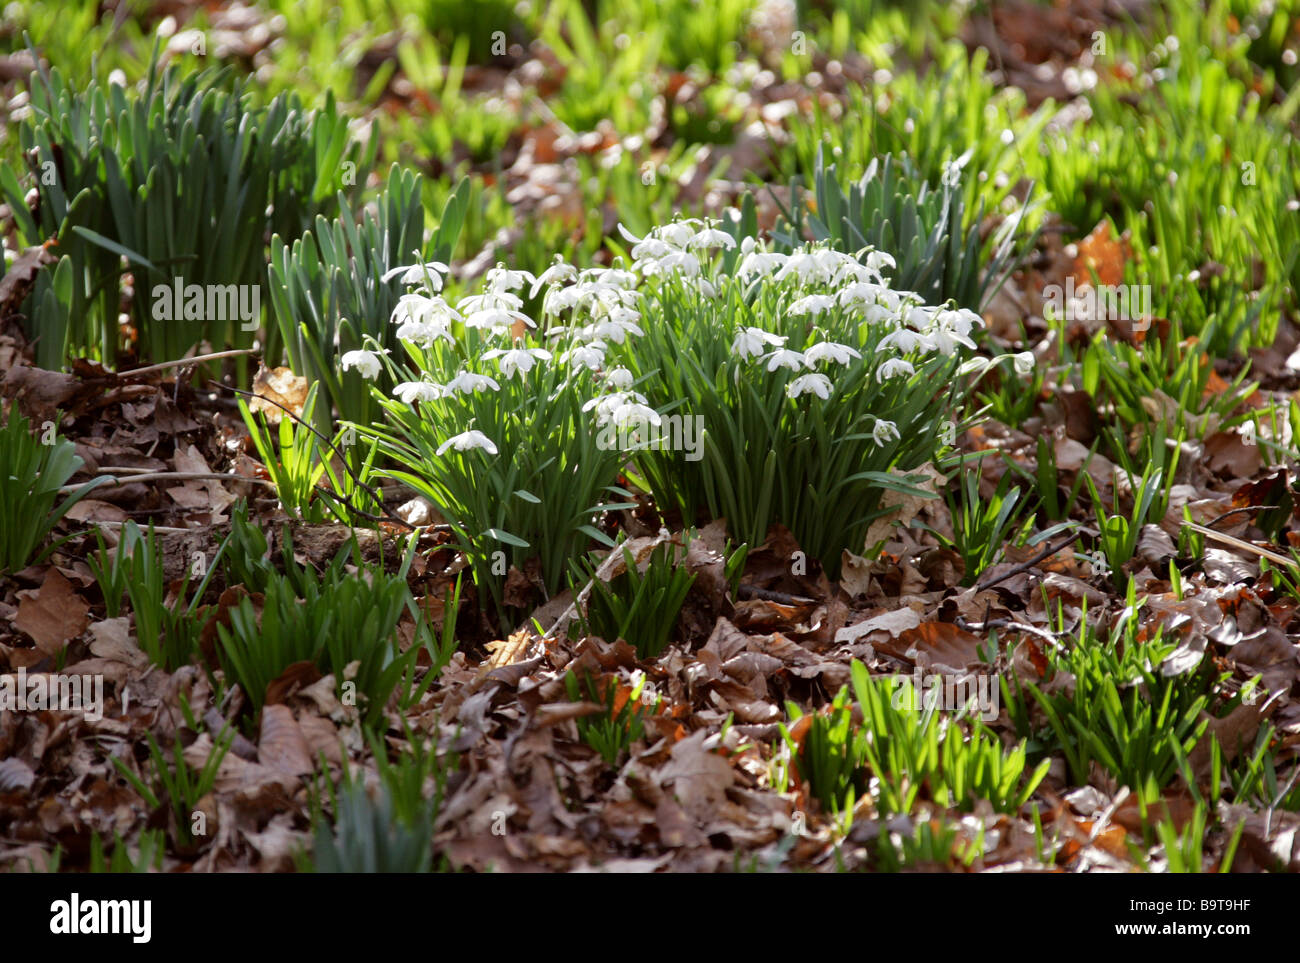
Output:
[[688, 226, 736, 250], [583, 390, 650, 425], [931, 306, 983, 338], [382, 261, 449, 289], [736, 246, 787, 280], [458, 290, 524, 314], [562, 341, 607, 370], [586, 315, 644, 344], [774, 249, 829, 285], [482, 345, 551, 379], [638, 250, 701, 278], [732, 326, 786, 360], [877, 358, 916, 380], [604, 366, 634, 390], [925, 323, 977, 356], [464, 307, 535, 334], [1011, 351, 1035, 376], [443, 370, 500, 395], [871, 419, 901, 446], [765, 348, 806, 372], [530, 256, 578, 297], [436, 430, 498, 457], [392, 293, 460, 327], [612, 401, 662, 428], [787, 373, 833, 400], [656, 220, 702, 248], [880, 328, 928, 353], [839, 281, 890, 308], [485, 264, 537, 293], [803, 341, 861, 366], [629, 237, 680, 260], [788, 294, 838, 317], [394, 381, 443, 403], [340, 348, 389, 380], [693, 277, 719, 299]]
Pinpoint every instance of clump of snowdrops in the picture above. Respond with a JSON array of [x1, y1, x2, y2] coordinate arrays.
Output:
[[342, 212, 982, 627]]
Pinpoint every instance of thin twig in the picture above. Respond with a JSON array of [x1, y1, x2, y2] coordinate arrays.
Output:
[[1182, 520, 1295, 568], [60, 471, 275, 493], [973, 529, 1085, 591], [119, 349, 256, 379]]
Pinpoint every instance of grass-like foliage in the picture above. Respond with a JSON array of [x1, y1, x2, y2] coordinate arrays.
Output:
[[309, 729, 454, 873], [216, 537, 419, 726], [781, 661, 1047, 819], [2, 51, 372, 367], [88, 520, 221, 671], [564, 671, 657, 767], [1005, 588, 1217, 791], [569, 535, 698, 659], [0, 409, 105, 575]]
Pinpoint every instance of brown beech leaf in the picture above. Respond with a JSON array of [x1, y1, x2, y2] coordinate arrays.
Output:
[[258, 704, 314, 777], [14, 568, 89, 656]]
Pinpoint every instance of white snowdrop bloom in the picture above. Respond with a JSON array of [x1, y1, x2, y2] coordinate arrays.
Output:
[[862, 302, 901, 325], [583, 390, 649, 425], [877, 358, 916, 380], [657, 220, 703, 248], [926, 323, 977, 356], [562, 341, 607, 370], [436, 430, 498, 457], [732, 326, 787, 360], [579, 265, 638, 290], [694, 277, 719, 299], [880, 328, 929, 353], [831, 259, 883, 287], [391, 292, 459, 327], [604, 366, 635, 390], [630, 237, 680, 261], [530, 256, 578, 297], [639, 250, 701, 278], [764, 348, 806, 372], [394, 381, 444, 403], [904, 305, 936, 330], [395, 317, 453, 345], [443, 370, 500, 395], [871, 419, 901, 446], [1011, 351, 1035, 376], [931, 306, 983, 337], [839, 281, 890, 307], [482, 345, 552, 379], [788, 294, 838, 316], [774, 249, 826, 285], [736, 249, 787, 280], [340, 348, 389, 380], [787, 373, 833, 400], [458, 290, 524, 315], [588, 316, 644, 344], [464, 307, 535, 333], [688, 227, 736, 250], [543, 285, 584, 315], [612, 401, 662, 428], [864, 250, 896, 274], [485, 264, 537, 293], [382, 261, 449, 289], [803, 341, 861, 366]]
